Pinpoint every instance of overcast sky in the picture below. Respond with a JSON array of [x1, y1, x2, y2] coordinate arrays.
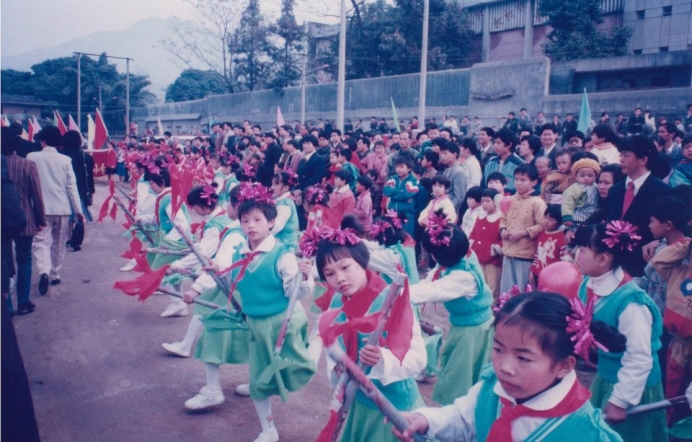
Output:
[[1, 0, 338, 57]]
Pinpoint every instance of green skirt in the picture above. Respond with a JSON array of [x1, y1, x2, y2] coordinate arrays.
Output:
[[339, 392, 425, 442], [246, 304, 316, 401], [423, 325, 443, 376], [590, 375, 667, 442], [194, 287, 250, 365], [146, 235, 187, 270], [432, 318, 494, 405]]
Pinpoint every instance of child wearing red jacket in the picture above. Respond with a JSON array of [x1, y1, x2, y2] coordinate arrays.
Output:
[[469, 188, 503, 301]]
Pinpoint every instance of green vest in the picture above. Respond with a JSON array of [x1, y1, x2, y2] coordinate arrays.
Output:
[[157, 192, 190, 235], [578, 278, 662, 387], [475, 368, 623, 442], [203, 212, 232, 257], [274, 197, 299, 250], [381, 242, 420, 285], [329, 286, 421, 411], [232, 241, 290, 318], [442, 253, 493, 326]]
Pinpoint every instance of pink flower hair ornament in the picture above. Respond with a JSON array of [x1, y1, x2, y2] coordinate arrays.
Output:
[[426, 211, 451, 247], [566, 296, 609, 360], [242, 162, 256, 178], [320, 227, 361, 246], [602, 220, 641, 252], [384, 209, 403, 230], [305, 185, 327, 204], [236, 182, 275, 206], [200, 184, 217, 206], [370, 220, 391, 241], [298, 225, 323, 259], [492, 284, 533, 313]]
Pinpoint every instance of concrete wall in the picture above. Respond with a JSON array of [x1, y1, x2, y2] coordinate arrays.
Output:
[[625, 0, 692, 54], [132, 53, 692, 132]]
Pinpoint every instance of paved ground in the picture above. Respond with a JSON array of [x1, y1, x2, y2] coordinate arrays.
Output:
[[13, 178, 443, 442]]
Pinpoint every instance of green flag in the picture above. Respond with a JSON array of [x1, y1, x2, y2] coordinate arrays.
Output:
[[391, 97, 399, 131], [577, 88, 591, 134]]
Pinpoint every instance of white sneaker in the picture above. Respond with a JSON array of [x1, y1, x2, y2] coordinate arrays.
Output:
[[415, 371, 437, 383], [252, 428, 279, 442], [235, 383, 250, 397], [184, 386, 225, 410], [119, 259, 137, 272], [161, 303, 188, 318], [162, 341, 191, 358]]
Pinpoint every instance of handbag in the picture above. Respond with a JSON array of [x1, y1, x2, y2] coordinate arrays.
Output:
[[69, 219, 85, 251]]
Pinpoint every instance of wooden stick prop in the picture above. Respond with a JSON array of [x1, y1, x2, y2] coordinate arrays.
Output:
[[144, 247, 191, 256], [325, 272, 407, 442], [156, 286, 219, 310], [112, 195, 156, 245], [256, 265, 311, 401], [168, 267, 200, 279], [172, 221, 244, 316], [326, 345, 426, 442], [115, 184, 135, 202], [627, 396, 686, 417]]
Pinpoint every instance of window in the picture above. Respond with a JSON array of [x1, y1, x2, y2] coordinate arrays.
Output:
[[636, 10, 645, 19], [662, 6, 672, 16], [660, 46, 669, 52], [633, 49, 643, 55]]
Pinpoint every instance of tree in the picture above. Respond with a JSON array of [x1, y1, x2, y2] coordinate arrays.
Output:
[[230, 0, 273, 91], [159, 0, 247, 93], [539, 0, 631, 61], [165, 69, 229, 102], [1, 54, 154, 132], [266, 0, 305, 92]]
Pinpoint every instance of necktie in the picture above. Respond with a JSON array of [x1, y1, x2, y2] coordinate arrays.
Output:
[[621, 181, 635, 217], [486, 379, 591, 441]]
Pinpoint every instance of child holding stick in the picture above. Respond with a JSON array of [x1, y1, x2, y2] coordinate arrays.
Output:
[[394, 292, 625, 441]]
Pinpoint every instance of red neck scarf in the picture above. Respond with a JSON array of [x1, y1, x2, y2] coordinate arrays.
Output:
[[487, 377, 591, 441]]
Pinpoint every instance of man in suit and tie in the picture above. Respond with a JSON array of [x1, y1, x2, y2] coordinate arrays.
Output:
[[607, 135, 671, 277], [27, 126, 84, 295], [293, 134, 326, 229]]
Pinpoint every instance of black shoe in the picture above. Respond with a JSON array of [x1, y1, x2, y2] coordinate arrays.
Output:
[[16, 302, 36, 315], [39, 274, 49, 295], [50, 279, 61, 286]]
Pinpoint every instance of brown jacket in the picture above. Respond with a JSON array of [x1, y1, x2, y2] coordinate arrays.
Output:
[[500, 191, 546, 259], [5, 154, 45, 236]]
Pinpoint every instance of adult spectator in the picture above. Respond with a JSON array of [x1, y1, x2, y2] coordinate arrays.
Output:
[[386, 131, 419, 176], [477, 127, 496, 164], [538, 123, 560, 168], [684, 103, 692, 134], [561, 113, 578, 142], [258, 132, 282, 187], [438, 142, 468, 214], [518, 135, 541, 167], [27, 125, 84, 294], [9, 122, 40, 158], [61, 130, 94, 223], [503, 111, 519, 133], [518, 108, 532, 132], [606, 135, 671, 277], [587, 163, 625, 224], [1, 128, 45, 315], [533, 111, 547, 133], [459, 138, 483, 188], [658, 122, 682, 168], [627, 107, 644, 135], [280, 139, 303, 174], [483, 128, 524, 193], [614, 113, 628, 136], [589, 123, 620, 166], [469, 116, 482, 138]]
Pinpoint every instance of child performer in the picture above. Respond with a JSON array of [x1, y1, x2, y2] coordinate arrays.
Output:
[[215, 155, 240, 205], [368, 211, 420, 284], [562, 159, 600, 233], [460, 186, 483, 237], [469, 189, 503, 301], [178, 185, 251, 409], [573, 222, 667, 441], [418, 175, 457, 226], [394, 292, 625, 442], [140, 170, 192, 318], [410, 214, 494, 405], [162, 185, 233, 355], [231, 183, 316, 442], [304, 185, 338, 230], [316, 228, 426, 442], [120, 158, 156, 272], [529, 204, 566, 285], [649, 197, 692, 425], [270, 171, 300, 250]]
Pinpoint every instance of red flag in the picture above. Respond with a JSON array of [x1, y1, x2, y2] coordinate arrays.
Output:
[[27, 117, 41, 142], [1, 115, 10, 127], [94, 108, 109, 150], [382, 278, 413, 364], [121, 237, 143, 259], [98, 181, 116, 222], [54, 111, 67, 135], [113, 265, 170, 302], [168, 161, 195, 216], [315, 410, 339, 442], [109, 202, 118, 220], [68, 115, 79, 132], [277, 106, 285, 127]]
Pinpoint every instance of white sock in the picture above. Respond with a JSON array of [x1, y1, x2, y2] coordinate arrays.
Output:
[[253, 398, 275, 432], [205, 363, 221, 392], [180, 315, 203, 351], [168, 283, 185, 307], [307, 334, 323, 366]]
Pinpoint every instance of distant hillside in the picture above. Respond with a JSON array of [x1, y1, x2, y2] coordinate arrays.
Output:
[[1, 16, 198, 101]]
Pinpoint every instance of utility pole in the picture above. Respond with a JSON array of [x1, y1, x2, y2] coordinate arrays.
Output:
[[301, 53, 307, 125], [418, 0, 430, 128], [336, 0, 347, 132], [74, 52, 133, 134]]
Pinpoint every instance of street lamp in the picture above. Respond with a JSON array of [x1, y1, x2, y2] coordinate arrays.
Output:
[[301, 60, 329, 125]]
